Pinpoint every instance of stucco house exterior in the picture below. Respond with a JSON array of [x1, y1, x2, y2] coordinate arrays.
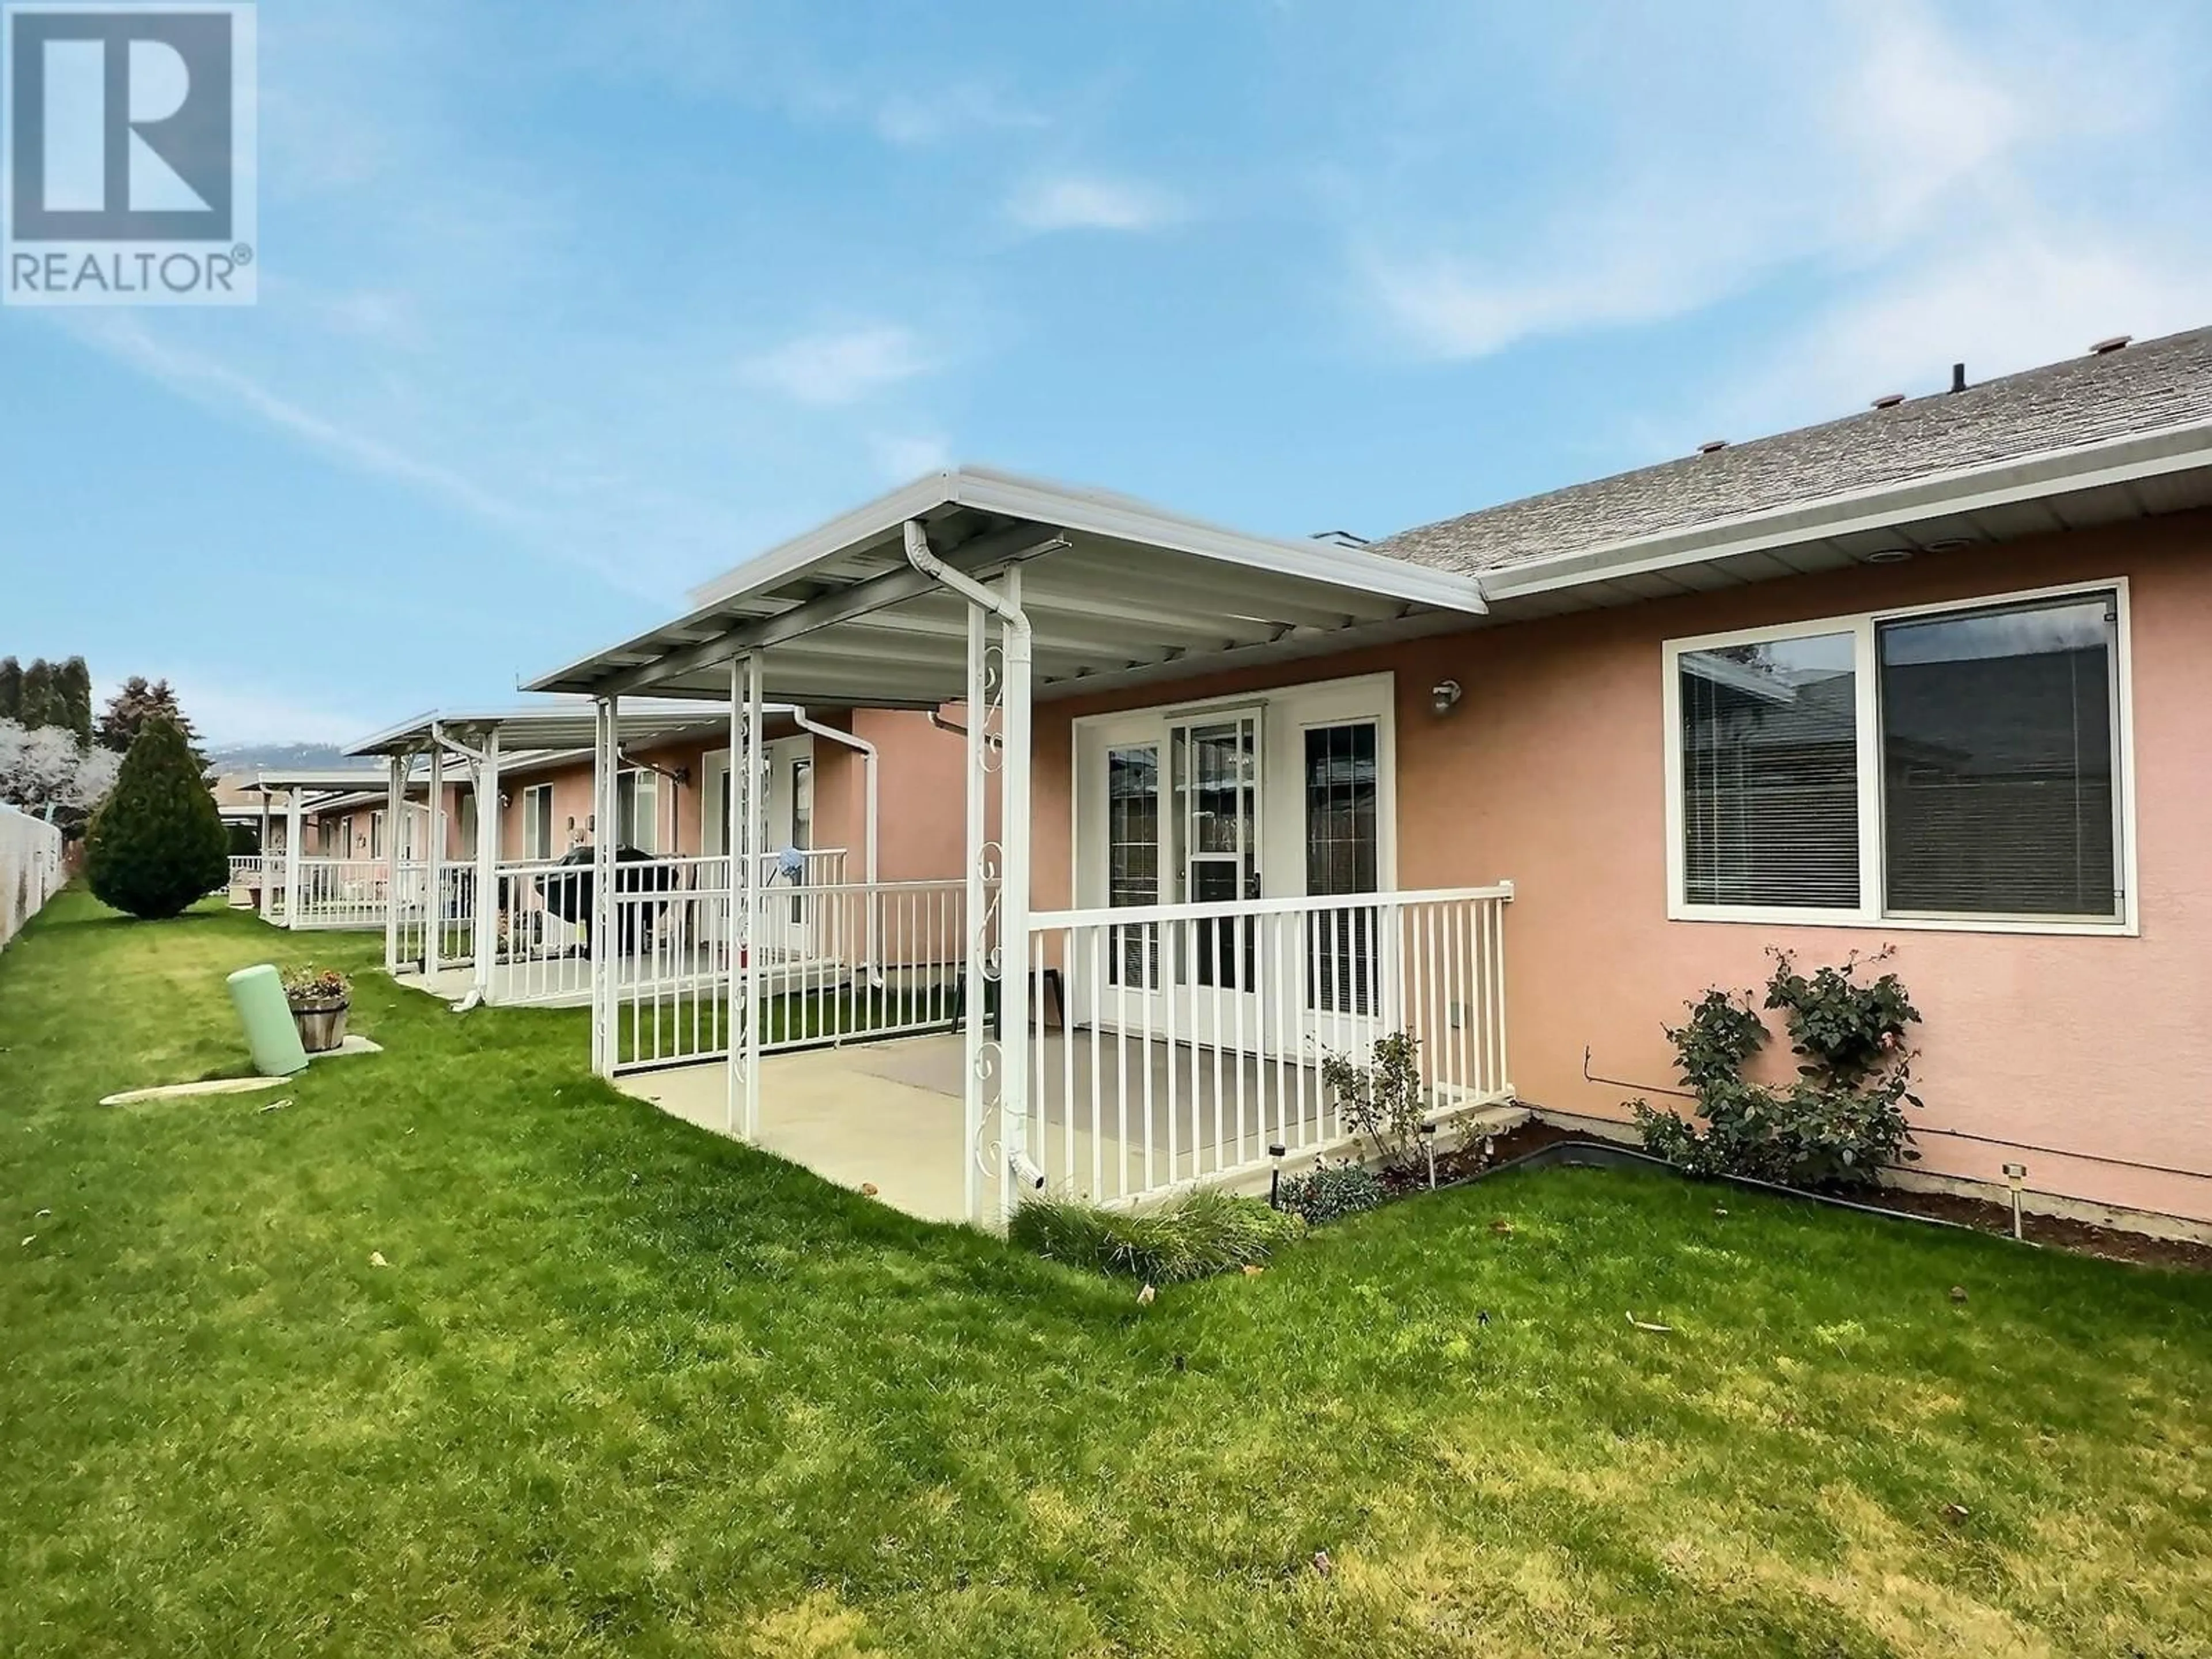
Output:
[[525, 325, 2212, 1230]]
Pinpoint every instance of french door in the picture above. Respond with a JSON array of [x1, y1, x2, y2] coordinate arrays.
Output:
[[1171, 713, 1263, 1040], [1086, 699, 1388, 1058]]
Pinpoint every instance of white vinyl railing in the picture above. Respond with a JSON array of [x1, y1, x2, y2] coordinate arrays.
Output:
[[607, 857, 962, 1074], [477, 848, 853, 1015], [225, 855, 270, 905], [488, 856, 594, 1003], [388, 860, 479, 974], [1025, 884, 1513, 1205], [290, 857, 390, 931], [1, 803, 65, 951]]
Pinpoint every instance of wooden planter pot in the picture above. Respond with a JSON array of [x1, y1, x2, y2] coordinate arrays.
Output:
[[289, 997, 350, 1054]]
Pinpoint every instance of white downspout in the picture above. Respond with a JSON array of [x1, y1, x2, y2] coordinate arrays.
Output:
[[903, 518, 1035, 1217], [789, 707, 877, 887], [790, 706, 878, 983]]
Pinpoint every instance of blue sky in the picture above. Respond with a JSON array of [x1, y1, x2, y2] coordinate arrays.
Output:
[[5, 0, 2210, 745]]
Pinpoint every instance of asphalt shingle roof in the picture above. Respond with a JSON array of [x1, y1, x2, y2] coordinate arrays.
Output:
[[1368, 325, 2212, 577]]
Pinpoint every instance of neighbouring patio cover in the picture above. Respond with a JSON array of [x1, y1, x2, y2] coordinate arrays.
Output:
[[346, 699, 778, 760]]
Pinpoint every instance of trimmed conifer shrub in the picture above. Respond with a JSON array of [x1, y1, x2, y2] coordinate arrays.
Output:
[[85, 716, 229, 919]]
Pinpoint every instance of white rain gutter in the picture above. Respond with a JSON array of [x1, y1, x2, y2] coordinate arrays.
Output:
[[790, 707, 877, 888]]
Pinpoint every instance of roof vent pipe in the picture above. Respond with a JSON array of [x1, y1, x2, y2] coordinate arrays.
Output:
[[1950, 362, 1967, 393]]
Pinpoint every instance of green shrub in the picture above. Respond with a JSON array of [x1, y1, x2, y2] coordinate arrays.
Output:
[[1631, 949, 1921, 1191], [1275, 1159, 1386, 1227], [1320, 1028, 1429, 1174], [84, 716, 228, 921], [1009, 1185, 1304, 1284]]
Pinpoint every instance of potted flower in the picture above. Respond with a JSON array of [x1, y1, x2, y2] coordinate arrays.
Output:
[[282, 965, 351, 1054]]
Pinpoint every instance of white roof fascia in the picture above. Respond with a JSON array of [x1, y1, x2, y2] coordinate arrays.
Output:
[[346, 700, 774, 758], [1482, 416, 2212, 603], [683, 464, 1490, 619]]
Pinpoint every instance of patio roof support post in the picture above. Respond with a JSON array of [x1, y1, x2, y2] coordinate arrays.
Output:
[[472, 729, 501, 1001], [382, 758, 403, 972], [997, 565, 1034, 1220], [256, 791, 271, 919], [424, 743, 445, 982], [904, 517, 1033, 1224], [589, 695, 618, 1078], [733, 652, 764, 1141], [282, 788, 302, 933]]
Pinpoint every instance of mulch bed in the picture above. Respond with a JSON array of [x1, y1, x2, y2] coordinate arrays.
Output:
[[1854, 1184, 2212, 1272], [1381, 1118, 2212, 1272], [1373, 1117, 1583, 1198]]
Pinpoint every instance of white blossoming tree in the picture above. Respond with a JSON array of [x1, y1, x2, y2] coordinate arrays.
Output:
[[0, 718, 121, 830]]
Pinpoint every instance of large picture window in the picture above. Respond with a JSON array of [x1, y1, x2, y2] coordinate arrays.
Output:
[[1666, 584, 2128, 930]]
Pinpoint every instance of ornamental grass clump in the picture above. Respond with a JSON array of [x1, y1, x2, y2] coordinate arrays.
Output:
[[1010, 1186, 1304, 1284]]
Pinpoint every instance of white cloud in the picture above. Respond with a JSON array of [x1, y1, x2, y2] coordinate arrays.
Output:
[[1721, 230, 2212, 435], [1007, 174, 1185, 234], [74, 315, 540, 534], [1356, 0, 2153, 362], [874, 82, 1045, 146], [738, 325, 936, 407], [870, 432, 953, 480]]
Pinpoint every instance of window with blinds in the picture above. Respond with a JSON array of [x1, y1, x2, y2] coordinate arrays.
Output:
[[1671, 586, 2127, 925], [1879, 592, 2119, 918], [1678, 631, 1859, 908]]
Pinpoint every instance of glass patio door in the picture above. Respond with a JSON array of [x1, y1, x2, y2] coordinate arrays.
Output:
[[1172, 713, 1263, 1041]]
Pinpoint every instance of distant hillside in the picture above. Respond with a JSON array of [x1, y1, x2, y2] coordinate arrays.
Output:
[[205, 742, 353, 773]]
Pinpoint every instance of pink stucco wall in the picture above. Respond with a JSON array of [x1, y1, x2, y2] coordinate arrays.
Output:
[[1030, 510, 2212, 1224], [478, 709, 969, 878]]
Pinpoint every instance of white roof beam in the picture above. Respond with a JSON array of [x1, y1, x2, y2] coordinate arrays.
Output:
[[1027, 560, 1385, 632], [600, 525, 1067, 696]]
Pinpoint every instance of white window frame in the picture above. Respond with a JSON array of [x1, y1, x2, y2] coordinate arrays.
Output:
[[616, 766, 658, 854], [521, 784, 554, 861], [1662, 577, 2138, 937]]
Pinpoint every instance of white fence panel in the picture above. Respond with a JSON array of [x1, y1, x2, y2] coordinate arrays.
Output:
[[601, 852, 963, 1075], [0, 804, 66, 951], [291, 858, 391, 932], [1027, 884, 1514, 1205]]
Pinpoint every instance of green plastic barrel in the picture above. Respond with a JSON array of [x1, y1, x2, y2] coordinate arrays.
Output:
[[227, 964, 310, 1077]]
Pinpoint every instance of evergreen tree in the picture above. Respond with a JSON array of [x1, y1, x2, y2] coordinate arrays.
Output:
[[55, 657, 93, 747], [97, 676, 206, 768], [17, 660, 55, 730], [84, 716, 229, 919], [0, 658, 19, 721]]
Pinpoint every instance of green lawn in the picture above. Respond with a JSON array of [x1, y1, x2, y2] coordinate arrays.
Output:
[[5, 891, 2211, 1657]]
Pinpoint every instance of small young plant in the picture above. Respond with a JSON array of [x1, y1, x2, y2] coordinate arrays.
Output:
[[1320, 1029, 1428, 1175]]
